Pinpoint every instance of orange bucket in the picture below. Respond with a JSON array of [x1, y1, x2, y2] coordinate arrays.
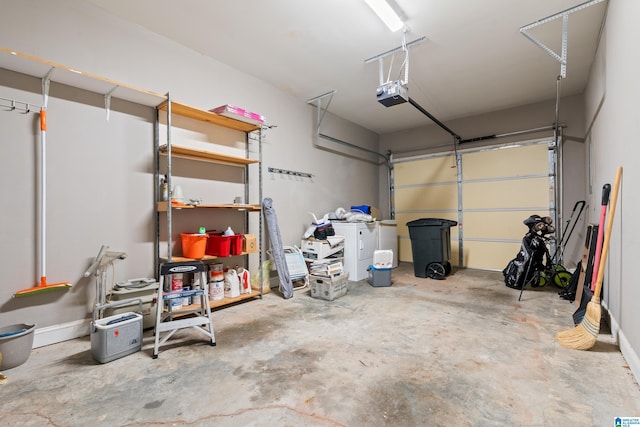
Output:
[[181, 233, 208, 259]]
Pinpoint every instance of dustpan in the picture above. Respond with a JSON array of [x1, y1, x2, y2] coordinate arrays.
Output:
[[14, 107, 71, 297]]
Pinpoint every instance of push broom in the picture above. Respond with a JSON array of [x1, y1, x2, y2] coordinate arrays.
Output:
[[556, 166, 622, 350], [14, 109, 72, 297]]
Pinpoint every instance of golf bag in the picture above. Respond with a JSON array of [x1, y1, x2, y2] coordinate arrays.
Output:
[[503, 215, 554, 290]]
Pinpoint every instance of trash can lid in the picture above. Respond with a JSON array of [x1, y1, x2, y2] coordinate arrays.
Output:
[[406, 218, 458, 227]]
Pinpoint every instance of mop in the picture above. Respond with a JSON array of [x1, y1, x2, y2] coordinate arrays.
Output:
[[14, 109, 71, 297]]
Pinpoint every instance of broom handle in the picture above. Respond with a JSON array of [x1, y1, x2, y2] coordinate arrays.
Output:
[[593, 166, 623, 299], [40, 109, 47, 285], [590, 185, 610, 291]]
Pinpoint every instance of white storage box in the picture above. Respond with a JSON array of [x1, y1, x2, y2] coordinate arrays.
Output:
[[105, 280, 159, 330], [373, 250, 394, 268], [310, 272, 349, 301], [301, 238, 344, 261]]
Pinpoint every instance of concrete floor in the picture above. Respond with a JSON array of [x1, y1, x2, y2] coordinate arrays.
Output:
[[2, 263, 640, 426]]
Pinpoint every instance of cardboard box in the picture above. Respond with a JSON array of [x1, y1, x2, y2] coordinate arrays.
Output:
[[310, 272, 349, 301], [243, 234, 258, 253], [301, 238, 344, 261], [209, 104, 265, 125]]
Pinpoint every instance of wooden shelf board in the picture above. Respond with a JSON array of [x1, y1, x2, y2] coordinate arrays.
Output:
[[0, 47, 166, 107], [159, 145, 259, 166], [157, 100, 260, 133], [164, 291, 260, 317], [157, 202, 261, 212], [161, 251, 260, 263]]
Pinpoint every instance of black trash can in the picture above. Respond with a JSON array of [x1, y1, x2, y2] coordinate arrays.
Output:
[[406, 218, 457, 279]]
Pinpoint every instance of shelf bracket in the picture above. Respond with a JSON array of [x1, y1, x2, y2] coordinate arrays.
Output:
[[306, 90, 336, 132], [306, 90, 388, 165], [104, 86, 118, 121], [41, 67, 54, 108], [520, 0, 605, 79]]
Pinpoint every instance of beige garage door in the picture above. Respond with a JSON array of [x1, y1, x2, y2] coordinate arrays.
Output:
[[394, 139, 553, 271]]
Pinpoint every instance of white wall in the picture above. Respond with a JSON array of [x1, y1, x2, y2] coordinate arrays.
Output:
[[0, 0, 379, 337], [584, 0, 640, 382]]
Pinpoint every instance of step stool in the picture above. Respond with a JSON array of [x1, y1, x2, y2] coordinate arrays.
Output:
[[153, 261, 216, 358]]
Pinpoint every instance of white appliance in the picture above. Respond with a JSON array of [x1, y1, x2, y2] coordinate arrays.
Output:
[[331, 221, 378, 282], [377, 220, 398, 268]]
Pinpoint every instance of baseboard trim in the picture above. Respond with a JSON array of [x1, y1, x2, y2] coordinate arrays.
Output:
[[618, 328, 640, 386], [33, 319, 91, 348], [603, 302, 640, 385]]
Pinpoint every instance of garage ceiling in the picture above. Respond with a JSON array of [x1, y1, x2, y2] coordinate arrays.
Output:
[[86, 0, 607, 135]]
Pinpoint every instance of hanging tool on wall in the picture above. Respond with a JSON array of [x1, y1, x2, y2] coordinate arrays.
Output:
[[14, 69, 72, 297]]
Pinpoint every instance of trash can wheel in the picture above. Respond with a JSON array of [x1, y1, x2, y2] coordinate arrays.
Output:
[[444, 261, 452, 276], [427, 262, 446, 280]]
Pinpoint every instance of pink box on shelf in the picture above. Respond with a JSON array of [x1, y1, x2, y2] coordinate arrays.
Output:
[[209, 104, 265, 125]]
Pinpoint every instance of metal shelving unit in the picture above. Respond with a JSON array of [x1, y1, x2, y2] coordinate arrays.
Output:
[[154, 95, 264, 311]]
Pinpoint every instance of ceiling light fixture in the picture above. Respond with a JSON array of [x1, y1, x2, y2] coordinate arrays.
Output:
[[364, 0, 405, 32]]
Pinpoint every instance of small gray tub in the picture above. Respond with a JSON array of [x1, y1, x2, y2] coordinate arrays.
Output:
[[0, 323, 35, 370]]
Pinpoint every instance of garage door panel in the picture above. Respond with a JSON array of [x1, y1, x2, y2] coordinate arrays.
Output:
[[395, 184, 458, 211], [462, 177, 549, 209], [399, 237, 413, 263], [395, 156, 456, 184], [463, 211, 549, 240], [463, 241, 521, 270], [463, 144, 548, 179], [394, 140, 552, 271]]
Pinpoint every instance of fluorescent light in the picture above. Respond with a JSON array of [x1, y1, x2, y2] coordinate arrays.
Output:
[[364, 0, 404, 32]]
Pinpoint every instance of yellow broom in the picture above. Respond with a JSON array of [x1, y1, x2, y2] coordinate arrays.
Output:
[[556, 166, 622, 350]]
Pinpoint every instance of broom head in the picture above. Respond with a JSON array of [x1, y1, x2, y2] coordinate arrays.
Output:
[[14, 276, 72, 298], [556, 296, 601, 350]]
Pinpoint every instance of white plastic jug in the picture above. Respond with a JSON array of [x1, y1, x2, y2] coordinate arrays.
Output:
[[237, 268, 251, 294], [224, 269, 240, 298]]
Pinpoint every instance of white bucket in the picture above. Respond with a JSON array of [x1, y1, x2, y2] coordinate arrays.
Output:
[[210, 280, 224, 301]]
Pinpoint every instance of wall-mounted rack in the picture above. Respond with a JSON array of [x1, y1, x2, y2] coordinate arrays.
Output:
[[268, 167, 313, 178], [0, 96, 41, 114]]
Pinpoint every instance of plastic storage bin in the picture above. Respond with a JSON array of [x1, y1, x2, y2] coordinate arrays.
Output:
[[91, 312, 142, 363], [229, 234, 244, 255], [406, 218, 457, 278], [373, 249, 393, 268], [206, 234, 231, 257], [368, 265, 392, 287], [105, 280, 159, 330]]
